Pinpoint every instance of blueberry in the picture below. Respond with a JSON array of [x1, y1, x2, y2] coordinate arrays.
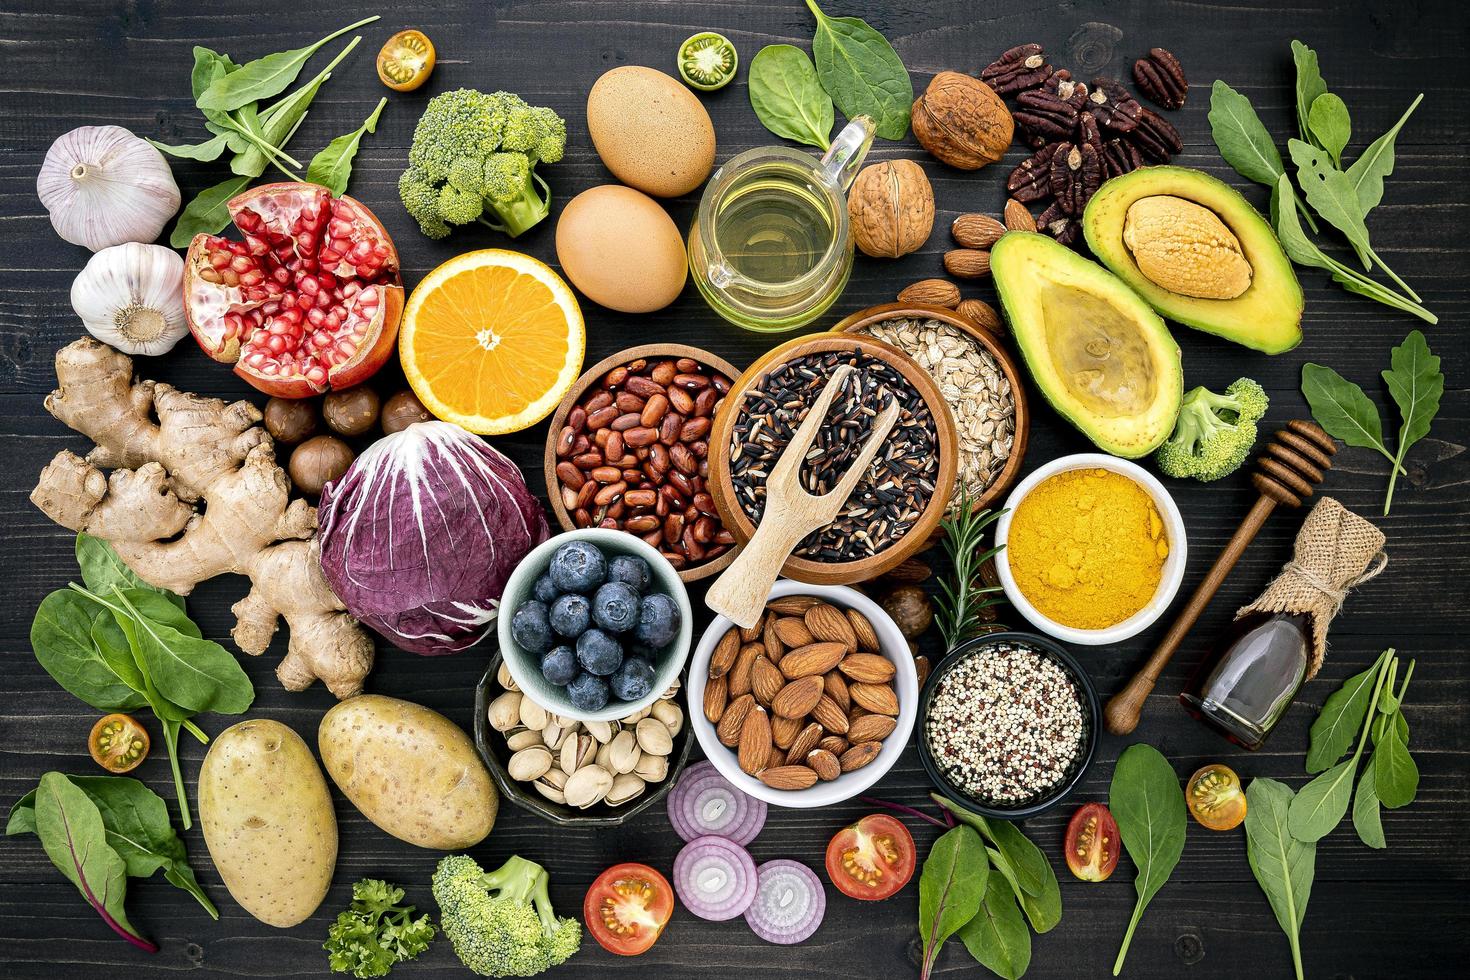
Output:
[[634, 593, 681, 649], [576, 628, 624, 676], [592, 582, 641, 634], [549, 593, 591, 638], [532, 573, 559, 604], [609, 656, 655, 702], [510, 600, 553, 654], [607, 555, 652, 593], [566, 671, 610, 712], [540, 645, 578, 686], [548, 540, 607, 594]]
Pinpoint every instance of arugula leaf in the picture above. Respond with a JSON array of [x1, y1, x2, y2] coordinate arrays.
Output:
[[308, 97, 387, 196], [1381, 330, 1443, 514], [151, 134, 231, 162], [1307, 93, 1351, 166], [196, 16, 378, 112], [1351, 762, 1386, 848], [1305, 650, 1391, 773], [748, 45, 835, 150], [1288, 138, 1373, 268], [1347, 94, 1422, 214], [957, 871, 1031, 980], [918, 825, 988, 978], [804, 0, 912, 140], [233, 37, 362, 179], [1210, 81, 1318, 232], [1291, 40, 1328, 143], [1245, 778, 1315, 980], [1109, 743, 1187, 976], [170, 175, 251, 247]]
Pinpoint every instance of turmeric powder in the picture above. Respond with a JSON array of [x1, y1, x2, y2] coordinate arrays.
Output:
[[1007, 468, 1168, 630]]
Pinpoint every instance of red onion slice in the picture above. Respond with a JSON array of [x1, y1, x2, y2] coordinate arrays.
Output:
[[673, 835, 757, 921], [667, 761, 767, 845], [744, 860, 825, 944]]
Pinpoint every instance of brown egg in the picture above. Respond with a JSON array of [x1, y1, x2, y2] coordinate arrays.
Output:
[[555, 185, 687, 313], [587, 66, 715, 198]]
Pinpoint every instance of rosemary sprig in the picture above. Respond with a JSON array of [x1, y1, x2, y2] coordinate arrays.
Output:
[[934, 489, 1007, 652]]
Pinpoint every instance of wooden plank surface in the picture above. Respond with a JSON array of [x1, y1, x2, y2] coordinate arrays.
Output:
[[0, 1, 1465, 977]]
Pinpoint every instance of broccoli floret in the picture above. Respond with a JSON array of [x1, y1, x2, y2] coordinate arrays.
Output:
[[1155, 378, 1270, 481], [432, 854, 581, 978], [399, 89, 566, 239]]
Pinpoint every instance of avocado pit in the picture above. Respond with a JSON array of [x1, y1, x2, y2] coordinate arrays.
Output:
[[1122, 195, 1253, 301]]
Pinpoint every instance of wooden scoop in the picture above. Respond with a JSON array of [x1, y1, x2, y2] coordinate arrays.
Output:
[[1104, 421, 1337, 736], [706, 365, 901, 627]]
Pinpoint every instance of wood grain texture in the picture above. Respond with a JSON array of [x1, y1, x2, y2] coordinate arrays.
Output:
[[1, 1, 1465, 977]]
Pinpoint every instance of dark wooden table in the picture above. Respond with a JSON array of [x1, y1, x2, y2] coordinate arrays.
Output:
[[2, 1, 1464, 977]]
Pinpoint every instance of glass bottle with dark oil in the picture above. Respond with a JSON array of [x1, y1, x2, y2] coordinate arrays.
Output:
[[1179, 612, 1311, 750]]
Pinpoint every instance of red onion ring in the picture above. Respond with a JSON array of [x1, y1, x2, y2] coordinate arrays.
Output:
[[744, 859, 826, 945], [673, 835, 757, 921], [667, 761, 766, 844]]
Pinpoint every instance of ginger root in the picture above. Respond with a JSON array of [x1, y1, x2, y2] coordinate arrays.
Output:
[[31, 338, 373, 698]]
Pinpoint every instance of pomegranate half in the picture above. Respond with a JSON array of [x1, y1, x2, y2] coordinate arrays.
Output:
[[183, 182, 403, 398]]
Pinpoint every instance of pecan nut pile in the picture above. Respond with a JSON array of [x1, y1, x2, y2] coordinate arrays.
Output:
[[1133, 47, 1188, 109]]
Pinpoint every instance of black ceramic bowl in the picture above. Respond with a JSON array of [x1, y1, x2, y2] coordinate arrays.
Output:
[[474, 649, 694, 828], [917, 631, 1100, 820]]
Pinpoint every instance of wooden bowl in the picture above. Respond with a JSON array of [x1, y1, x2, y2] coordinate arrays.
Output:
[[835, 302, 1029, 515], [707, 332, 959, 585], [543, 343, 744, 583]]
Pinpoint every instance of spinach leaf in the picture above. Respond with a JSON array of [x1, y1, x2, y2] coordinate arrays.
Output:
[[804, 0, 912, 140], [987, 846, 1061, 933], [1305, 650, 1390, 773], [196, 16, 378, 112], [1346, 94, 1421, 214], [308, 97, 387, 195], [32, 773, 155, 950], [99, 588, 253, 715], [1245, 778, 1314, 980], [171, 175, 251, 247], [1351, 763, 1386, 849], [76, 534, 183, 611], [1373, 717, 1418, 809], [1209, 80, 1285, 185], [1108, 743, 1186, 976], [1381, 330, 1443, 514], [958, 871, 1031, 980], [918, 825, 988, 977], [151, 134, 231, 162], [31, 589, 147, 711], [933, 794, 1048, 897], [749, 45, 835, 149], [1307, 93, 1351, 166], [1290, 40, 1328, 143], [91, 611, 148, 696], [1300, 363, 1397, 468]]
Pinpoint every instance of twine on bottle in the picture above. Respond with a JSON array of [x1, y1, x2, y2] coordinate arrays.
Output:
[[1236, 497, 1387, 679]]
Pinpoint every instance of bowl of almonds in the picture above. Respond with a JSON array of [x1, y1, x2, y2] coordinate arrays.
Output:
[[687, 581, 918, 807]]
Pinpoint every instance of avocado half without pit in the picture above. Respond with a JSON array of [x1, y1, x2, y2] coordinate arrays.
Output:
[[990, 232, 1182, 458], [1082, 166, 1304, 354]]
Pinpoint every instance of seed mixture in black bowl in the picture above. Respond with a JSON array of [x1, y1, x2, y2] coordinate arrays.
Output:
[[727, 350, 940, 561]]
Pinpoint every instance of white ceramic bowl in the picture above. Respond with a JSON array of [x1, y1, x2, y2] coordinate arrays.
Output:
[[498, 529, 693, 722], [687, 580, 918, 808], [994, 453, 1187, 646]]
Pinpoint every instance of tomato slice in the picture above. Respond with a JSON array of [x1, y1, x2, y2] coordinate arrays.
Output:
[[89, 713, 149, 773], [376, 30, 436, 92], [1187, 764, 1248, 831], [583, 863, 674, 956], [1064, 802, 1120, 881], [824, 814, 916, 901]]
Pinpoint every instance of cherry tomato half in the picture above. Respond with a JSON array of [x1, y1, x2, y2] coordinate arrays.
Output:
[[824, 814, 916, 901], [376, 30, 436, 92], [583, 863, 674, 956], [88, 713, 149, 773], [1064, 802, 1120, 882], [1187, 764, 1248, 831]]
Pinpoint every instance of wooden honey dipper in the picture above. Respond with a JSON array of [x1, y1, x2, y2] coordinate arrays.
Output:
[[1104, 420, 1338, 736]]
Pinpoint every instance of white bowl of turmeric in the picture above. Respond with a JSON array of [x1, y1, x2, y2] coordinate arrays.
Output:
[[994, 454, 1187, 646]]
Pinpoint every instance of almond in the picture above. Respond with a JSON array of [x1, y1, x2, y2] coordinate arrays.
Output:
[[703, 673, 729, 725], [716, 693, 754, 747], [848, 713, 898, 743], [780, 642, 847, 679], [805, 604, 858, 652], [943, 248, 991, 279], [846, 609, 880, 652], [884, 558, 932, 584], [839, 653, 896, 684], [728, 642, 764, 698], [758, 765, 818, 790], [762, 615, 785, 664], [1004, 197, 1037, 233], [956, 298, 1002, 334], [952, 212, 1007, 249], [767, 595, 820, 616], [739, 614, 765, 644], [709, 627, 740, 679], [819, 735, 850, 756], [773, 616, 815, 649], [850, 682, 900, 716], [738, 706, 772, 775], [772, 675, 824, 719], [785, 722, 823, 765], [812, 695, 850, 734], [771, 714, 803, 749], [824, 670, 851, 712], [807, 749, 841, 781], [849, 705, 869, 722], [897, 278, 961, 308], [840, 740, 883, 773], [750, 656, 785, 708]]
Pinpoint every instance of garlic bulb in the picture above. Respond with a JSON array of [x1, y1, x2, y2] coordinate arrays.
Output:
[[38, 126, 180, 251], [71, 243, 189, 356]]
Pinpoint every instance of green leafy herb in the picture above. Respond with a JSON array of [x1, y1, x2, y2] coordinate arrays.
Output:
[[1290, 40, 1328, 144], [918, 825, 989, 979], [1347, 94, 1422, 214], [170, 175, 251, 247], [151, 134, 232, 162], [1244, 778, 1316, 980], [803, 0, 912, 140], [1208, 81, 1320, 232], [197, 16, 378, 111], [1307, 93, 1351, 166], [1108, 743, 1187, 976], [748, 45, 835, 149], [1351, 763, 1386, 848], [308, 97, 387, 196], [77, 533, 183, 611], [1305, 650, 1389, 773], [958, 871, 1032, 980], [932, 795, 1048, 898], [32, 590, 149, 711], [986, 845, 1061, 933], [232, 36, 363, 180], [325, 878, 436, 978], [933, 493, 1006, 652], [1372, 679, 1418, 810]]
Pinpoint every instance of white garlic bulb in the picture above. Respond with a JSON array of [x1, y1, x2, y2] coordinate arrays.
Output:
[[71, 243, 189, 356], [38, 126, 181, 251]]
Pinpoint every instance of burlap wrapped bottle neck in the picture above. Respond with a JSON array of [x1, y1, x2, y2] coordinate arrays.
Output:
[[1236, 497, 1387, 679]]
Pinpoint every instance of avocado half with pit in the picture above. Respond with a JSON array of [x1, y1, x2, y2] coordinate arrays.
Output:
[[1082, 166, 1303, 354], [990, 232, 1182, 458]]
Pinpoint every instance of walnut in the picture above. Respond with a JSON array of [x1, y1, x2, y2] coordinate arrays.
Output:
[[848, 160, 935, 259], [1122, 195, 1253, 300], [911, 71, 1014, 170]]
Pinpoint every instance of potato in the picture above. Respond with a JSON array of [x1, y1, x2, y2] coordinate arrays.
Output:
[[198, 719, 337, 927], [318, 694, 497, 849]]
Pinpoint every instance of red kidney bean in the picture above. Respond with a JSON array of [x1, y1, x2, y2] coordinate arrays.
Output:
[[611, 412, 641, 432], [573, 452, 603, 469], [604, 430, 624, 461], [651, 361, 676, 385], [576, 482, 598, 509], [568, 406, 587, 431], [624, 489, 658, 508], [555, 426, 577, 457], [561, 486, 579, 510], [670, 444, 697, 475], [606, 500, 626, 520], [694, 516, 715, 543], [682, 527, 706, 561], [693, 492, 717, 517], [663, 551, 688, 569], [590, 465, 621, 483], [585, 390, 613, 412], [712, 374, 731, 393], [640, 393, 669, 426], [694, 388, 718, 417], [649, 443, 671, 473], [594, 481, 626, 506], [572, 434, 590, 455], [664, 513, 685, 544], [655, 492, 670, 518], [668, 386, 696, 414], [615, 391, 645, 413], [715, 529, 737, 545], [624, 426, 659, 448], [556, 462, 584, 490], [602, 366, 628, 388], [680, 417, 711, 442], [626, 515, 659, 533], [659, 413, 683, 445], [599, 517, 619, 530], [586, 406, 619, 429], [624, 376, 663, 399], [667, 470, 695, 498], [642, 530, 664, 548], [574, 508, 593, 528], [674, 373, 710, 389]]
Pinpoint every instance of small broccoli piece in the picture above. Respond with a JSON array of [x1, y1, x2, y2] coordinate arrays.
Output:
[[1155, 378, 1270, 481], [398, 168, 450, 239], [432, 854, 581, 978], [323, 878, 435, 979], [438, 183, 486, 225]]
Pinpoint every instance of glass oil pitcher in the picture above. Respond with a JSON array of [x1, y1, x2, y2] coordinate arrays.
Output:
[[688, 116, 876, 332]]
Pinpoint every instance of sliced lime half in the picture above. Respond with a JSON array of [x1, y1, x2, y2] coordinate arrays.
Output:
[[678, 32, 738, 91]]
